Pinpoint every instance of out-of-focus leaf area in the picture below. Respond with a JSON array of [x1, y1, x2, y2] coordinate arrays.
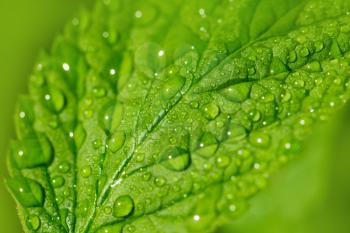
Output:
[[0, 1, 94, 232], [218, 103, 350, 233]]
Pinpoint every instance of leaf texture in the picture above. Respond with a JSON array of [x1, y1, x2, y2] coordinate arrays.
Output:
[[7, 0, 350, 232]]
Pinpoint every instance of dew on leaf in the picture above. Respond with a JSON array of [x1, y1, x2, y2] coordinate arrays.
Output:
[[58, 162, 70, 173], [154, 176, 167, 187], [93, 87, 107, 98], [81, 165, 92, 178], [7, 178, 44, 207], [52, 176, 65, 188], [113, 195, 134, 218], [249, 109, 262, 122], [249, 132, 271, 148], [202, 102, 220, 120], [196, 133, 218, 158], [27, 215, 41, 231], [226, 123, 247, 140], [220, 83, 252, 103], [161, 75, 185, 100], [216, 155, 231, 168], [160, 147, 191, 171], [109, 131, 126, 152]]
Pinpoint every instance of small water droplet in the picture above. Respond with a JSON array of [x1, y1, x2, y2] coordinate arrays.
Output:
[[249, 110, 261, 122], [109, 131, 126, 152], [103, 206, 113, 215], [58, 162, 70, 173], [52, 176, 65, 188], [216, 155, 231, 168], [93, 87, 107, 98], [161, 76, 185, 100], [142, 172, 151, 181], [197, 133, 218, 158], [154, 177, 166, 187], [249, 133, 271, 148], [113, 195, 134, 218], [202, 103, 220, 120], [81, 165, 92, 178], [160, 147, 191, 171], [27, 215, 41, 231]]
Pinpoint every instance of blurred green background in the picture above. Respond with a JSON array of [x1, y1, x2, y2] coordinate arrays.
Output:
[[0, 1, 349, 232]]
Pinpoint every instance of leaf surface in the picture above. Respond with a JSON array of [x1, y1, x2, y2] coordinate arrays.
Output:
[[7, 0, 350, 232]]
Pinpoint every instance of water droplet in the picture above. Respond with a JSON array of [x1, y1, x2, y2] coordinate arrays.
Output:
[[50, 88, 66, 112], [98, 103, 115, 133], [161, 76, 185, 100], [109, 131, 126, 153], [249, 110, 261, 122], [154, 177, 166, 187], [220, 83, 252, 103], [93, 87, 107, 98], [314, 41, 324, 52], [142, 172, 151, 181], [135, 153, 145, 162], [202, 103, 220, 120], [7, 177, 44, 207], [197, 133, 218, 158], [103, 206, 112, 215], [248, 67, 256, 75], [160, 147, 191, 171], [249, 133, 271, 148], [294, 79, 305, 88], [216, 155, 231, 168], [190, 101, 199, 109], [123, 224, 136, 233], [226, 123, 247, 140], [11, 135, 53, 169], [58, 162, 70, 173], [52, 176, 65, 188], [113, 195, 134, 218], [81, 165, 92, 178], [27, 215, 41, 231]]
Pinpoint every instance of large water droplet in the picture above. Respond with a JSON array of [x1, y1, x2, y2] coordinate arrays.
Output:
[[7, 177, 44, 207], [109, 131, 126, 153], [197, 133, 218, 158], [113, 195, 134, 218], [161, 76, 185, 100], [11, 135, 53, 169], [160, 147, 191, 171]]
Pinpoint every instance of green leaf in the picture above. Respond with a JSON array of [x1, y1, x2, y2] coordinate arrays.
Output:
[[6, 0, 350, 232]]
